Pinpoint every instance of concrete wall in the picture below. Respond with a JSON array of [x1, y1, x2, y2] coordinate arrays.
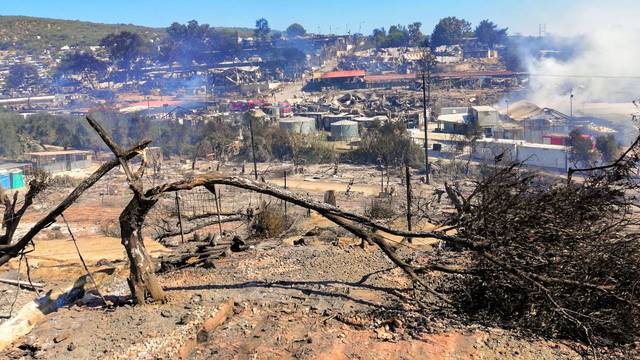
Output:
[[440, 107, 469, 115], [37, 159, 91, 173], [518, 145, 568, 170], [473, 141, 518, 163]]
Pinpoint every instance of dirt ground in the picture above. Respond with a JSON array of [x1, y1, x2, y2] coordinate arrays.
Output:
[[0, 161, 588, 359], [1, 239, 580, 359]]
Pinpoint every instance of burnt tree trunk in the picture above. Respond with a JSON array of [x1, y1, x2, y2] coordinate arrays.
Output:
[[120, 196, 166, 304]]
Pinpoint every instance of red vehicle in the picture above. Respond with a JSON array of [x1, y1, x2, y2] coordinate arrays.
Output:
[[278, 101, 292, 114]]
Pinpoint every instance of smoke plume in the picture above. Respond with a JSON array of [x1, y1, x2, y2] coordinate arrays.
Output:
[[522, 1, 640, 114]]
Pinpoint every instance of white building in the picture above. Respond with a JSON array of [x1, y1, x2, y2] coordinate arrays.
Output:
[[473, 138, 569, 171]]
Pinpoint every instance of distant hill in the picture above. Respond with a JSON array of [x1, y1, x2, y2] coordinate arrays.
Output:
[[0, 16, 164, 50], [0, 16, 255, 51]]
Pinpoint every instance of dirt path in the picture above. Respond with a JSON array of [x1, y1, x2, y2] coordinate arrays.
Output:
[[270, 175, 381, 196]]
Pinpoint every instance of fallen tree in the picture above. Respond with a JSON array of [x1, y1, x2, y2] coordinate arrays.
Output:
[[439, 150, 640, 345]]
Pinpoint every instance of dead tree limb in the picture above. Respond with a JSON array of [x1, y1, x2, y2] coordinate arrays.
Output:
[[1, 175, 48, 246], [87, 115, 165, 304], [185, 211, 245, 222], [323, 213, 453, 305], [61, 214, 107, 306], [148, 173, 474, 248]]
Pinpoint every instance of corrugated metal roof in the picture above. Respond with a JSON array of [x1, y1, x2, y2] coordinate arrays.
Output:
[[437, 113, 468, 123], [279, 116, 315, 123], [27, 150, 92, 156], [321, 70, 366, 79], [471, 105, 497, 112], [364, 73, 416, 82], [331, 120, 358, 126]]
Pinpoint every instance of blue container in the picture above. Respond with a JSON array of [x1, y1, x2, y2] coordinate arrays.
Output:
[[10, 170, 24, 189], [0, 171, 10, 190]]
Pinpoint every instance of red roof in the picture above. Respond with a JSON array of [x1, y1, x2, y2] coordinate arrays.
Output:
[[364, 73, 417, 82], [321, 70, 366, 79], [363, 70, 517, 83]]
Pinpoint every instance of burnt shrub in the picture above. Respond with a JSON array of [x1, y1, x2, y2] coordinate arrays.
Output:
[[250, 202, 287, 238], [444, 161, 640, 346]]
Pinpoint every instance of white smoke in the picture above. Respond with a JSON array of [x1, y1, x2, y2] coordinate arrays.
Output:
[[524, 1, 640, 114]]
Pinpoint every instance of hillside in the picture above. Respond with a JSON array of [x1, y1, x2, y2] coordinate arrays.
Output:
[[0, 16, 164, 50], [0, 16, 255, 51]]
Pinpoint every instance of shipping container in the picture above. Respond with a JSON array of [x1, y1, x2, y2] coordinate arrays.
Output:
[[10, 170, 24, 189], [0, 171, 10, 190]]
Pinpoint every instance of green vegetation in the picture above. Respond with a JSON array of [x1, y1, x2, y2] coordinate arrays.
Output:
[[430, 17, 473, 47], [4, 64, 41, 91], [100, 31, 145, 71], [0, 109, 338, 166], [0, 110, 100, 158], [162, 20, 242, 66], [365, 18, 508, 50], [254, 18, 271, 45], [595, 134, 619, 163], [569, 128, 597, 166], [474, 20, 508, 47], [0, 15, 254, 52], [0, 16, 164, 51], [55, 51, 108, 86], [285, 23, 306, 37], [348, 121, 423, 168], [240, 119, 334, 164], [370, 22, 425, 48]]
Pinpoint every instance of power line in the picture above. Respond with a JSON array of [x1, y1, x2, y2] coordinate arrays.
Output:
[[527, 73, 640, 80]]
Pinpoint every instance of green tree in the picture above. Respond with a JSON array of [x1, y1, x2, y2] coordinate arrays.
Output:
[[372, 28, 387, 47], [569, 129, 596, 167], [163, 20, 213, 66], [100, 31, 144, 71], [408, 22, 424, 47], [56, 52, 108, 88], [351, 121, 422, 167], [382, 25, 410, 48], [431, 17, 472, 47], [4, 64, 40, 93], [502, 40, 525, 71], [254, 18, 271, 45], [286, 23, 306, 37], [0, 112, 21, 157], [596, 134, 619, 163], [474, 20, 508, 47]]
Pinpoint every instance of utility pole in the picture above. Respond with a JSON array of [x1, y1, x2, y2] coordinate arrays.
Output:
[[247, 112, 258, 180], [570, 92, 574, 119], [421, 71, 431, 184], [405, 162, 413, 240]]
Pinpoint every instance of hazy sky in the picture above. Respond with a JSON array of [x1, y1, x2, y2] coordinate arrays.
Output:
[[3, 0, 632, 36]]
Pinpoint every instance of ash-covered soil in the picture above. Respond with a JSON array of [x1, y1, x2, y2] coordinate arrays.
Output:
[[1, 236, 581, 359]]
